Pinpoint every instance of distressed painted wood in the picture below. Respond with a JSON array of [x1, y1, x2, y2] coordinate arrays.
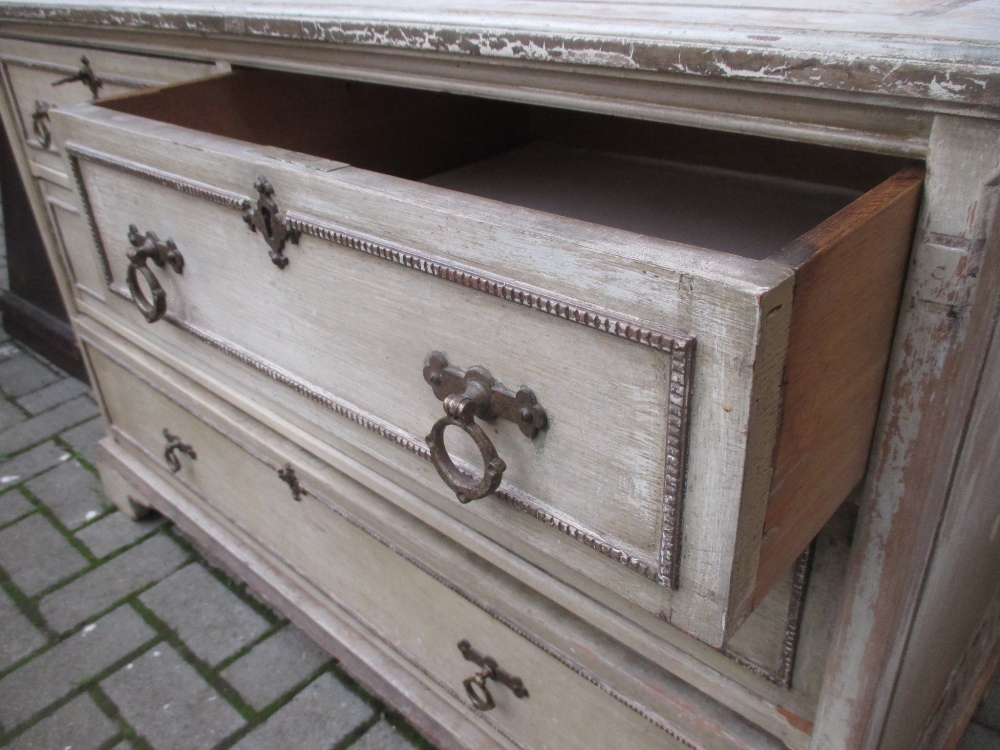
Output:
[[0, 37, 221, 152], [811, 116, 1000, 750], [82, 332, 789, 750], [48, 67, 914, 647], [74, 310, 825, 750], [2, 8, 999, 750], [1, 2, 999, 110], [879, 205, 1000, 750], [0, 34, 223, 366]]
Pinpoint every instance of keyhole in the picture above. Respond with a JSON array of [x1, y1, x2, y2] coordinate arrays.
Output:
[[260, 205, 273, 237]]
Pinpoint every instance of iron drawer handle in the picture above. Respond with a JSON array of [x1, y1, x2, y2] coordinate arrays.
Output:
[[126, 224, 184, 323], [163, 429, 196, 473], [51, 55, 103, 98], [423, 353, 547, 504], [458, 640, 528, 712], [31, 101, 52, 149], [277, 463, 309, 502]]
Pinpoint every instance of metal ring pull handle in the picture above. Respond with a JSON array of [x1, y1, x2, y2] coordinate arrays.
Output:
[[126, 224, 184, 323], [31, 101, 52, 149], [51, 55, 103, 98], [423, 353, 547, 504], [463, 669, 496, 712], [458, 640, 528, 712], [163, 429, 196, 473]]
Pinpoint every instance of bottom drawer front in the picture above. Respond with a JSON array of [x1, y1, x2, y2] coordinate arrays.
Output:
[[87, 344, 687, 750]]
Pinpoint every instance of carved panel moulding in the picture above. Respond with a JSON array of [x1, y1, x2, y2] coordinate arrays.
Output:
[[74, 142, 694, 588]]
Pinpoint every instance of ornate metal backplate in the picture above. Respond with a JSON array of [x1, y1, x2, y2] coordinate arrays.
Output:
[[242, 175, 300, 268], [51, 55, 103, 98], [423, 352, 547, 503], [277, 463, 309, 502]]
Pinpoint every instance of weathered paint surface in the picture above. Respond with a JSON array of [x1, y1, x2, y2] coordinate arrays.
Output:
[[811, 117, 1000, 750], [1, 2, 1000, 109]]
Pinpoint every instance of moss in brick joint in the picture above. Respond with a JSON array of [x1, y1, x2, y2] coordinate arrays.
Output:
[[0, 637, 160, 746], [165, 526, 284, 626]]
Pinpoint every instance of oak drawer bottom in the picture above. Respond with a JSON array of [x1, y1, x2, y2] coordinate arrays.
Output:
[[86, 342, 695, 750]]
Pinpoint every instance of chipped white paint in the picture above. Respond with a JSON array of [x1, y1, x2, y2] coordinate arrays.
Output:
[[1, 1, 1000, 108]]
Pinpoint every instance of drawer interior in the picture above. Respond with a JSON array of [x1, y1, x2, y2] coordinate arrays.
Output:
[[99, 68, 910, 260]]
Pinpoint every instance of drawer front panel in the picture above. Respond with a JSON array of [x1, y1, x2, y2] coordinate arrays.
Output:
[[0, 38, 219, 155], [38, 179, 107, 301], [54, 97, 794, 647], [87, 342, 692, 750]]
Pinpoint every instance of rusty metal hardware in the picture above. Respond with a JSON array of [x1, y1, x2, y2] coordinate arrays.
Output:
[[51, 55, 103, 98], [457, 640, 528, 712], [424, 352, 546, 503], [31, 101, 52, 149], [163, 429, 196, 473], [126, 224, 184, 324], [242, 176, 300, 268], [277, 463, 309, 502]]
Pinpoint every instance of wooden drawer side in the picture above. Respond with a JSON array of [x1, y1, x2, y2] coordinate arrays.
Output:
[[756, 168, 924, 603]]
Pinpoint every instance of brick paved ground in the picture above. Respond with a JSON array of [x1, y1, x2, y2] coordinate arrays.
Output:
[[0, 334, 431, 750]]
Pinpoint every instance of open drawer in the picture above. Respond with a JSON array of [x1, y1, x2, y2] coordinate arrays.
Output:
[[50, 68, 921, 647]]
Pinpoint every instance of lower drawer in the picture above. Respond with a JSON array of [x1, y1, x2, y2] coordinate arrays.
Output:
[[84, 340, 698, 750]]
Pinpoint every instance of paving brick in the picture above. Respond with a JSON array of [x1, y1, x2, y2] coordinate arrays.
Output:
[[959, 723, 1000, 750], [0, 398, 25, 431], [76, 511, 168, 558], [0, 354, 60, 399], [0, 489, 33, 526], [231, 673, 374, 750], [0, 606, 155, 728], [0, 513, 88, 596], [976, 679, 1000, 733], [39, 534, 189, 632], [26, 459, 108, 530], [353, 719, 421, 750], [0, 397, 100, 456], [5, 693, 118, 750], [140, 564, 269, 666], [102, 644, 245, 750], [221, 625, 330, 709], [0, 440, 70, 489], [0, 588, 46, 671], [60, 417, 106, 466], [17, 377, 90, 416]]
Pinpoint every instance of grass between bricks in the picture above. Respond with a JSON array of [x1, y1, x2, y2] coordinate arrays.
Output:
[[130, 596, 296, 723], [54, 432, 102, 477], [88, 680, 157, 750], [157, 528, 433, 750], [0, 523, 193, 680], [0, 633, 161, 745], [0, 487, 37, 532], [0, 408, 102, 464], [164, 527, 284, 628], [17, 483, 102, 565]]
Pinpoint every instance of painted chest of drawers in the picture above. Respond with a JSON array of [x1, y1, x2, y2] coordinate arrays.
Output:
[[0, 4, 998, 749]]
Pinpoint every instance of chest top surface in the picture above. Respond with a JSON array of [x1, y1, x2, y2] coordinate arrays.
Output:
[[1, 0, 999, 111]]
